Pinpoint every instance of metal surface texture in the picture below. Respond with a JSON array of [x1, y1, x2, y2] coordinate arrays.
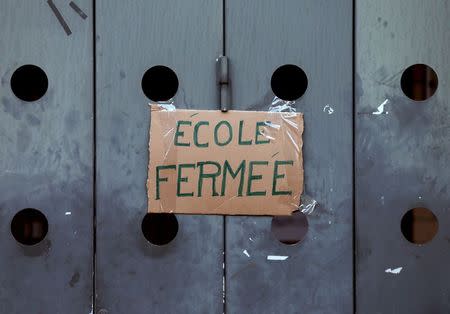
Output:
[[95, 1, 224, 313], [1, 0, 449, 313], [0, 0, 94, 313], [224, 1, 353, 313], [355, 1, 450, 313]]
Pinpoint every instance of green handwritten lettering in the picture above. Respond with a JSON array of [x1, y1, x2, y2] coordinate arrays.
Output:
[[272, 160, 293, 195], [238, 120, 252, 145], [156, 165, 176, 200], [197, 161, 221, 196], [177, 163, 196, 197], [175, 120, 191, 146], [214, 121, 233, 146], [193, 121, 209, 148], [247, 161, 268, 196], [221, 160, 246, 196]]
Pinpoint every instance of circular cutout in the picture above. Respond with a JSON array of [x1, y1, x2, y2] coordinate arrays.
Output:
[[401, 64, 438, 101], [401, 207, 438, 245], [271, 211, 308, 245], [11, 208, 48, 245], [271, 64, 308, 101], [10, 64, 48, 102], [141, 65, 179, 101], [141, 213, 178, 246]]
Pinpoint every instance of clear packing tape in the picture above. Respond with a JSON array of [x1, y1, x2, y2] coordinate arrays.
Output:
[[147, 96, 317, 216], [268, 96, 317, 216]]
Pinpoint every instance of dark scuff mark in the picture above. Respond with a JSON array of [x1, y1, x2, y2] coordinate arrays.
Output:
[[69, 271, 80, 287]]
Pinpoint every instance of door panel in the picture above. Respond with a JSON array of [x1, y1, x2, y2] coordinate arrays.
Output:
[[225, 1, 353, 313], [95, 1, 224, 313], [356, 1, 450, 313], [0, 1, 94, 313]]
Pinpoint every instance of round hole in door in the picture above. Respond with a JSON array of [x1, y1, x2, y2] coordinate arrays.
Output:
[[401, 64, 438, 101], [11, 208, 48, 246], [141, 213, 178, 246], [401, 207, 438, 245], [10, 64, 48, 102], [271, 64, 308, 101], [141, 65, 179, 101], [271, 210, 308, 245]]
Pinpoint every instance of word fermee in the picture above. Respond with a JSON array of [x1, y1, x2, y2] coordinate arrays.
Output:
[[155, 159, 294, 200]]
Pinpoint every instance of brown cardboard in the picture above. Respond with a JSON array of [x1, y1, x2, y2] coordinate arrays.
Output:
[[147, 104, 304, 215]]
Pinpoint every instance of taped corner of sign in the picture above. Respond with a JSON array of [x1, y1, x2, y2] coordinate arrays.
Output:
[[150, 103, 176, 112], [150, 103, 163, 111], [147, 107, 304, 216]]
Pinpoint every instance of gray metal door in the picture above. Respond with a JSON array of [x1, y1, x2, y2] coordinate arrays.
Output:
[[2, 1, 449, 313], [95, 1, 354, 312], [224, 1, 353, 313], [0, 1, 94, 313], [356, 1, 450, 313], [95, 1, 224, 313]]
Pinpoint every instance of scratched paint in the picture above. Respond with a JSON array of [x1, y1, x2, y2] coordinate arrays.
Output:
[[385, 267, 403, 274]]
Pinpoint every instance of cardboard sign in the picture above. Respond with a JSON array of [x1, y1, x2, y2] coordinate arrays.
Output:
[[147, 105, 304, 215]]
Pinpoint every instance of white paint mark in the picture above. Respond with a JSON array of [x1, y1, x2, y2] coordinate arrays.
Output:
[[418, 196, 422, 199], [385, 267, 403, 274], [372, 99, 389, 115], [222, 274, 225, 304], [328, 220, 332, 225], [65, 211, 72, 215], [249, 237, 254, 242], [243, 250, 250, 258], [323, 104, 334, 114], [299, 195, 318, 215], [267, 255, 289, 261]]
